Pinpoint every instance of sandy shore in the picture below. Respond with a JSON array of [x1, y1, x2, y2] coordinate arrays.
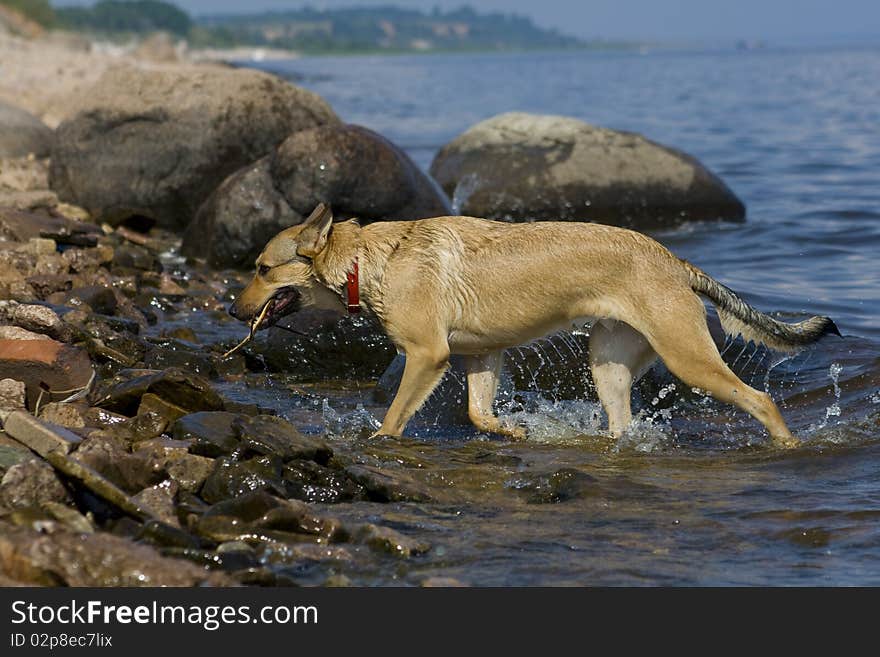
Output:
[[0, 30, 274, 129]]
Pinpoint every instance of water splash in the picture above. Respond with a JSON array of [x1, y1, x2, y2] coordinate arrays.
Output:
[[808, 362, 844, 433], [321, 399, 380, 436], [498, 397, 604, 444], [451, 173, 480, 214], [614, 413, 673, 453]]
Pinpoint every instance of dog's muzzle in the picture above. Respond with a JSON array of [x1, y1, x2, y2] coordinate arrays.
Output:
[[228, 287, 301, 326]]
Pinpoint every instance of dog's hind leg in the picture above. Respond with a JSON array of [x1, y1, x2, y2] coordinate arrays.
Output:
[[375, 343, 451, 437], [638, 294, 798, 448], [589, 320, 657, 436], [465, 351, 525, 440]]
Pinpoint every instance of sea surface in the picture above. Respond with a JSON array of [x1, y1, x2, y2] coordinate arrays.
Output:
[[198, 46, 879, 585]]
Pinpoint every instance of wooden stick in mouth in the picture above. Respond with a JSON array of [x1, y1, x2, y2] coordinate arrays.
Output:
[[222, 298, 272, 358]]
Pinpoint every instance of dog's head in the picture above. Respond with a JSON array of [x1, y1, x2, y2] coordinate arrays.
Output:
[[228, 203, 344, 324]]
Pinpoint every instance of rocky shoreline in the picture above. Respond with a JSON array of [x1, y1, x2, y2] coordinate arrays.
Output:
[[0, 28, 743, 587]]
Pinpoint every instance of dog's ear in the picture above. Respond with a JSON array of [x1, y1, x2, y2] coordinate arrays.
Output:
[[296, 203, 334, 258]]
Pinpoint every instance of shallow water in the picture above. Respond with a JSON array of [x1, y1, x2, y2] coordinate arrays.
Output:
[[175, 46, 879, 585]]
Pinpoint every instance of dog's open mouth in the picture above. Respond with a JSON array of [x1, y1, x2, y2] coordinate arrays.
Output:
[[260, 286, 301, 328]]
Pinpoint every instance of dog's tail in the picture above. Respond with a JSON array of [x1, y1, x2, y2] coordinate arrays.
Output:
[[684, 261, 840, 352]]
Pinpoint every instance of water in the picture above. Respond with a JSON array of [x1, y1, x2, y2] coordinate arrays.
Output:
[[198, 46, 880, 585]]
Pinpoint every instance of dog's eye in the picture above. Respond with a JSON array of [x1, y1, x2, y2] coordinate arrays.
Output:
[[258, 264, 270, 276]]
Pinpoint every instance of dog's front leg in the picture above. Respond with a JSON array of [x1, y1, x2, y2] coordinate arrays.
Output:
[[465, 351, 525, 440], [373, 345, 451, 437]]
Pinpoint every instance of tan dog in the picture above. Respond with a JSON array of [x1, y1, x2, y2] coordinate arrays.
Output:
[[230, 203, 839, 447]]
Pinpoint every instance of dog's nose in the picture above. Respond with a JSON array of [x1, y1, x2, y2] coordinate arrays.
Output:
[[228, 302, 239, 319]]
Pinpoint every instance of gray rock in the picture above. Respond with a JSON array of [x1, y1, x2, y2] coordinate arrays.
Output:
[[0, 520, 233, 586], [164, 453, 214, 493], [260, 312, 396, 382], [0, 459, 71, 510], [42, 447, 160, 522], [130, 480, 180, 527], [92, 367, 225, 416], [430, 112, 745, 228], [72, 432, 161, 493], [233, 415, 332, 464], [195, 490, 345, 542], [50, 66, 339, 230], [355, 523, 430, 558], [345, 464, 432, 503], [182, 124, 451, 269], [38, 401, 87, 429], [282, 459, 366, 504], [0, 378, 26, 423], [171, 411, 242, 458], [181, 157, 300, 268], [0, 101, 53, 158], [200, 455, 286, 504], [3, 411, 82, 457]]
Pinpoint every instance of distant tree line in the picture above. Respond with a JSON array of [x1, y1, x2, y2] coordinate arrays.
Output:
[[4, 0, 593, 54], [55, 0, 191, 36], [194, 5, 583, 53]]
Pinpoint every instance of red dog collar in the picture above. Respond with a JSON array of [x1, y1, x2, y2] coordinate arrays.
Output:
[[346, 257, 360, 314]]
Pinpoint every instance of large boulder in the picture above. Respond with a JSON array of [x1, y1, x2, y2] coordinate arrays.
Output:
[[49, 66, 339, 230], [182, 124, 451, 268], [0, 101, 53, 158], [180, 157, 299, 269], [430, 112, 745, 228]]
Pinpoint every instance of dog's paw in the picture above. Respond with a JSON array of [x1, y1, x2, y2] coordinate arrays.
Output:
[[772, 435, 801, 449], [500, 424, 527, 442]]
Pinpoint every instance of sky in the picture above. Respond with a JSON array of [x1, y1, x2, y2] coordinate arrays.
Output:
[[51, 0, 880, 42]]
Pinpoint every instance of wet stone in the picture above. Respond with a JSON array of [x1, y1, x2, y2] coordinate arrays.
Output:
[[0, 520, 233, 586], [345, 464, 433, 503], [355, 523, 431, 558], [111, 244, 160, 272], [131, 480, 180, 528], [0, 459, 72, 510], [143, 343, 217, 379], [197, 490, 346, 542], [164, 327, 199, 343], [164, 453, 214, 493], [199, 455, 286, 504], [233, 415, 332, 464], [82, 406, 128, 429], [93, 367, 225, 416], [46, 285, 117, 315], [254, 499, 346, 540], [172, 411, 242, 458], [137, 393, 189, 424], [509, 467, 601, 504], [138, 520, 202, 550], [283, 459, 366, 504], [164, 547, 261, 574], [122, 411, 170, 443], [72, 433, 162, 494]]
